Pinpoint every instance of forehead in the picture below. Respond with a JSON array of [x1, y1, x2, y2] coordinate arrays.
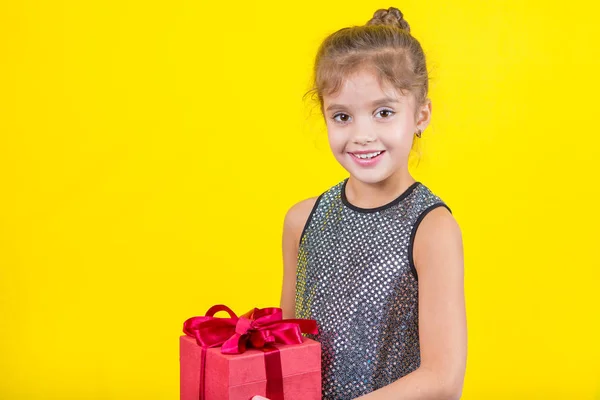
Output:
[[323, 68, 411, 106]]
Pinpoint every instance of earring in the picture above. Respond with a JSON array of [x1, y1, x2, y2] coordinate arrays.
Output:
[[415, 129, 422, 138]]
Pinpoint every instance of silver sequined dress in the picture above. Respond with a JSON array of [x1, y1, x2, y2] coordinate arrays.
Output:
[[295, 177, 451, 399]]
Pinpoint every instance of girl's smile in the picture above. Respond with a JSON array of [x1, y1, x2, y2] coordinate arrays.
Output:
[[348, 150, 386, 166]]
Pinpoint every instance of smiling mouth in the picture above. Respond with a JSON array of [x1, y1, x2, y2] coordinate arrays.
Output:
[[349, 151, 385, 160]]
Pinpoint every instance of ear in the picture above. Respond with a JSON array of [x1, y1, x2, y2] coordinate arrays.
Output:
[[415, 98, 432, 131]]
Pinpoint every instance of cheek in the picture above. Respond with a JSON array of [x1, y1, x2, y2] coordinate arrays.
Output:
[[389, 117, 415, 141], [379, 124, 415, 151], [326, 127, 346, 150]]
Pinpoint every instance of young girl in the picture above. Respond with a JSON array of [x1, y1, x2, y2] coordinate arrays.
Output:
[[255, 6, 466, 400]]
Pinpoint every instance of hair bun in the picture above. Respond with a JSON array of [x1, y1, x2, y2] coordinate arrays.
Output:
[[366, 7, 410, 33]]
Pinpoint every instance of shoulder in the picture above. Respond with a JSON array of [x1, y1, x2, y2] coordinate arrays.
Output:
[[285, 197, 319, 227], [283, 196, 320, 245], [413, 205, 463, 275], [416, 206, 461, 241]]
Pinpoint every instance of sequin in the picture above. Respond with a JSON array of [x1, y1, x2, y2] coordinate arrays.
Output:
[[295, 177, 450, 399]]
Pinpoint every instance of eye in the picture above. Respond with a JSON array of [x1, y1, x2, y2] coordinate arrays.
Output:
[[332, 113, 351, 123], [375, 108, 395, 119]]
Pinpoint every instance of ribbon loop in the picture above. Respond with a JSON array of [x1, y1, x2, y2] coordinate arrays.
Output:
[[204, 304, 238, 319]]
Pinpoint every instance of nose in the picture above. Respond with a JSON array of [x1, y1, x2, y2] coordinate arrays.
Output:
[[350, 123, 376, 145], [353, 135, 375, 145]]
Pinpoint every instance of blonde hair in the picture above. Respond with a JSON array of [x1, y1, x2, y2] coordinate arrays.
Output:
[[305, 7, 429, 123]]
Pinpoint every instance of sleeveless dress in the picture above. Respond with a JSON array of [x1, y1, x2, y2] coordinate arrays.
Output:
[[294, 177, 451, 399]]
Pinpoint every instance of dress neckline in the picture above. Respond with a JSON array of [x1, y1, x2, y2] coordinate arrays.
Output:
[[340, 178, 421, 213]]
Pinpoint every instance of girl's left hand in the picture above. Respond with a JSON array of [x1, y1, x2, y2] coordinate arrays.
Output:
[[251, 396, 270, 400]]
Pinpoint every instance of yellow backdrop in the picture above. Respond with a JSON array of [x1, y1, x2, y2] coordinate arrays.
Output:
[[1, 1, 599, 399]]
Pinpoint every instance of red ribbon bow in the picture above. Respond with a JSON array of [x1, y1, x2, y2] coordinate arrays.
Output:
[[183, 304, 318, 400]]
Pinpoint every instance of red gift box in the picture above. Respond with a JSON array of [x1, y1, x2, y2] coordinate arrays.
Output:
[[180, 304, 322, 400]]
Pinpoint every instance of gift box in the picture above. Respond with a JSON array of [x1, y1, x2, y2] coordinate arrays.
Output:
[[180, 304, 322, 400]]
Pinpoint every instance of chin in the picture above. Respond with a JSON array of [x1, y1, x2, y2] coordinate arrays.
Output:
[[346, 167, 392, 185], [339, 153, 400, 185]]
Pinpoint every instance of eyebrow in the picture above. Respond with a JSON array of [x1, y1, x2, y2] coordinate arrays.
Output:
[[325, 97, 400, 112]]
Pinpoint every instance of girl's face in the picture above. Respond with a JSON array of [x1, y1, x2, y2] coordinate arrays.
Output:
[[322, 68, 431, 185]]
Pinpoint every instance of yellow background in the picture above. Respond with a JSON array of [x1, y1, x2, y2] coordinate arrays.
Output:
[[1, 1, 599, 398]]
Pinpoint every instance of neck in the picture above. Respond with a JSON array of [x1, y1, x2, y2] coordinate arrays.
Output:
[[345, 170, 416, 209]]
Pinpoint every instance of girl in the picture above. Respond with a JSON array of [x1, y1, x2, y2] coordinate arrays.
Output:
[[256, 6, 466, 400]]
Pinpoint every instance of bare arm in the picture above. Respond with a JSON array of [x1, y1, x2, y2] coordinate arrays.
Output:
[[279, 197, 318, 320], [356, 206, 467, 400]]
